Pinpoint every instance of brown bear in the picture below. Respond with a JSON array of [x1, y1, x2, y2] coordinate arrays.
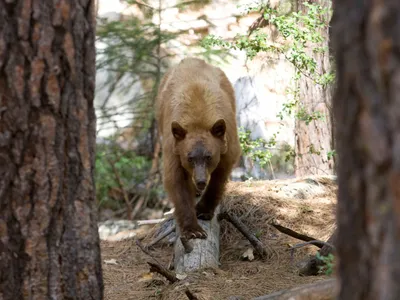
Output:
[[155, 57, 241, 240]]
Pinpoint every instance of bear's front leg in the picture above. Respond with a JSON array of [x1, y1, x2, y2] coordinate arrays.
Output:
[[165, 167, 207, 240], [196, 166, 230, 221]]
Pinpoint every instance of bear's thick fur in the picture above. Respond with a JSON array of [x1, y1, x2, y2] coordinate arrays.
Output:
[[156, 57, 241, 240]]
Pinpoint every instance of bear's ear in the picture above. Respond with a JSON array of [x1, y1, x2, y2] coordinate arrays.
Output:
[[171, 121, 187, 141], [211, 119, 226, 138]]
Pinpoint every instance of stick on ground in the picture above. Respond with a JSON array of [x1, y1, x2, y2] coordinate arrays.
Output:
[[290, 240, 335, 251], [269, 223, 324, 248], [147, 262, 178, 284], [218, 211, 270, 258]]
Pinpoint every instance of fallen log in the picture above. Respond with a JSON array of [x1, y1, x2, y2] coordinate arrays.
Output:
[[174, 206, 221, 274], [252, 278, 337, 300]]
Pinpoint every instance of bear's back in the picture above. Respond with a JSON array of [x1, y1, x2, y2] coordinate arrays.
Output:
[[156, 57, 236, 135]]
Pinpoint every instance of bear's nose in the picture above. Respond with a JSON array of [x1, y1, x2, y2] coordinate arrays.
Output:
[[196, 181, 206, 191]]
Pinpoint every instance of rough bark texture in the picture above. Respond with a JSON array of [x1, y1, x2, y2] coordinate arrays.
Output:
[[295, 0, 335, 177], [331, 0, 400, 299], [0, 1, 103, 299]]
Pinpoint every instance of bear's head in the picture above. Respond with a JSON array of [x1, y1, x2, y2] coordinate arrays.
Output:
[[171, 119, 227, 193]]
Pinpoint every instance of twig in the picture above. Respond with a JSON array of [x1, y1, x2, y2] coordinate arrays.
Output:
[[289, 240, 336, 263], [291, 240, 335, 251], [218, 211, 270, 258], [137, 218, 166, 226], [248, 13, 270, 36], [131, 194, 145, 220], [147, 262, 178, 284], [269, 223, 323, 248], [131, 0, 154, 9], [136, 240, 200, 299], [164, 208, 175, 216], [136, 239, 179, 283], [146, 225, 175, 248], [135, 239, 164, 266]]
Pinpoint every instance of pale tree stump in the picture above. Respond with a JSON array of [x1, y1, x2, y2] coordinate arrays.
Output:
[[174, 206, 221, 274]]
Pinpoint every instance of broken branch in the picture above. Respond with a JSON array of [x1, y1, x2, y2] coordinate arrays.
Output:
[[291, 240, 335, 251], [218, 211, 270, 258], [269, 223, 323, 248], [137, 218, 166, 226], [136, 239, 179, 283], [147, 262, 178, 284]]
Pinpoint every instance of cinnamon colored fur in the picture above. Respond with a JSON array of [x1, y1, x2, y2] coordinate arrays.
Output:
[[156, 57, 241, 240]]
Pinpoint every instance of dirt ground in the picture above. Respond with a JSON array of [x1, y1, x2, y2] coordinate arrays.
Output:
[[100, 176, 337, 300]]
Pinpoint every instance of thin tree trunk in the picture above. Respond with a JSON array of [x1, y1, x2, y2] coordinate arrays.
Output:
[[0, 1, 103, 299], [331, 0, 400, 299], [295, 0, 335, 177]]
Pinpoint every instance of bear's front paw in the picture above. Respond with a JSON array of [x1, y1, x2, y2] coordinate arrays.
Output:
[[196, 203, 215, 221], [181, 223, 208, 240]]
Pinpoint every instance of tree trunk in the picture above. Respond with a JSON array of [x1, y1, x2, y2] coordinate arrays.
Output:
[[0, 1, 103, 299], [331, 0, 400, 299], [295, 0, 335, 177]]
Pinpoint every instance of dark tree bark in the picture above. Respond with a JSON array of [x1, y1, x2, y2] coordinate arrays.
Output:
[[295, 0, 335, 177], [0, 1, 103, 299], [331, 0, 400, 299]]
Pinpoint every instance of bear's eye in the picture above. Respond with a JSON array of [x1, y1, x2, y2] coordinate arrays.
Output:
[[205, 155, 212, 162], [188, 157, 193, 163]]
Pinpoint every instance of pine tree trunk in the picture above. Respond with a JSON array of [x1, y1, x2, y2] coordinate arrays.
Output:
[[295, 0, 335, 177], [331, 0, 400, 299], [0, 1, 103, 299]]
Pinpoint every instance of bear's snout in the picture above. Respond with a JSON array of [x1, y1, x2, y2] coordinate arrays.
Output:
[[196, 180, 207, 191]]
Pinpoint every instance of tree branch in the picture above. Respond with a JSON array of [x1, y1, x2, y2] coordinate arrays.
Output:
[[269, 222, 324, 248], [218, 211, 270, 259]]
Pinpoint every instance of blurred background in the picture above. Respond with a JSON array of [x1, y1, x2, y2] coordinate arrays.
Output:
[[94, 0, 334, 222]]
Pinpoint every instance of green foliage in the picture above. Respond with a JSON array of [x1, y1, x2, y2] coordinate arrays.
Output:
[[95, 141, 152, 210], [202, 2, 333, 85], [327, 149, 336, 161], [202, 1, 336, 167], [239, 128, 273, 168], [238, 128, 294, 176], [316, 253, 335, 276]]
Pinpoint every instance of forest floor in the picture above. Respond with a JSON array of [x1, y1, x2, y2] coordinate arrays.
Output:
[[100, 176, 337, 300]]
